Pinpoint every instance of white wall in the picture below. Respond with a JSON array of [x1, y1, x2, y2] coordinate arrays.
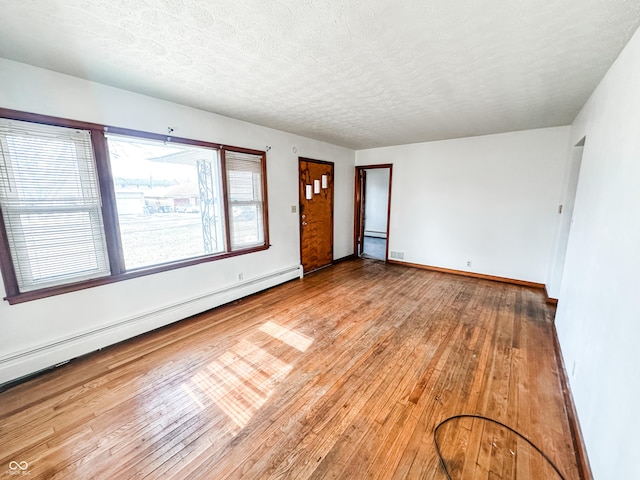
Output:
[[364, 168, 390, 237], [356, 127, 570, 283], [0, 59, 355, 384], [555, 27, 640, 480], [545, 144, 584, 299]]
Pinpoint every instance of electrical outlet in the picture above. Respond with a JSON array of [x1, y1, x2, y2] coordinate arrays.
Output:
[[291, 205, 297, 213], [238, 272, 244, 281], [466, 261, 472, 267], [390, 251, 404, 259]]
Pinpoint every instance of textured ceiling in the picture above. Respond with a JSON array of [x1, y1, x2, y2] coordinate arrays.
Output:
[[1, 1, 639, 149]]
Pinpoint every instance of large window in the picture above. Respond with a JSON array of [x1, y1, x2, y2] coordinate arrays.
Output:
[[0, 110, 269, 304], [106, 134, 226, 270], [225, 150, 266, 250]]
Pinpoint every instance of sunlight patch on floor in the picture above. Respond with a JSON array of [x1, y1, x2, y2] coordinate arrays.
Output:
[[187, 339, 294, 432], [259, 320, 313, 352], [181, 383, 206, 410]]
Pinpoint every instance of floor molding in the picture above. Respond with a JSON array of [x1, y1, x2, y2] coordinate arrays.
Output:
[[387, 259, 545, 289], [333, 253, 357, 264], [551, 326, 593, 480], [545, 285, 559, 305]]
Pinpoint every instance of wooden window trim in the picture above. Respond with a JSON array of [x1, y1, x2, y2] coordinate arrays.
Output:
[[93, 130, 126, 276], [219, 149, 233, 252], [223, 146, 270, 251], [0, 108, 270, 305], [0, 207, 19, 299]]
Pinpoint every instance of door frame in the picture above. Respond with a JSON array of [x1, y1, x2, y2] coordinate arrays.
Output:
[[298, 157, 335, 272], [354, 164, 393, 260], [547, 137, 585, 301]]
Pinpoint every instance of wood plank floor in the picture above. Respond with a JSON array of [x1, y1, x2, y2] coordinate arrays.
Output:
[[0, 259, 580, 479]]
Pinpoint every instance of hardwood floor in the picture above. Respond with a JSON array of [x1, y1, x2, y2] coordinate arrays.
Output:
[[0, 260, 580, 479]]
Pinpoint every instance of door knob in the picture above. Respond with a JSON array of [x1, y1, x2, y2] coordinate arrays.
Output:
[[302, 221, 308, 226]]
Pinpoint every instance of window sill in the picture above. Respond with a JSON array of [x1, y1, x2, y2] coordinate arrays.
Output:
[[3, 244, 270, 305]]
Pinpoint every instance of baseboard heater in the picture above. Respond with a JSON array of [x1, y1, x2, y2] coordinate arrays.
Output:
[[364, 230, 387, 239], [0, 264, 303, 386]]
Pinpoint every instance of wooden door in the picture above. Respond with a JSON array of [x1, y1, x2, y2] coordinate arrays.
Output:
[[299, 158, 334, 273]]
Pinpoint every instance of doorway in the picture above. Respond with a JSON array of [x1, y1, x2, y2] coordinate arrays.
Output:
[[548, 138, 585, 299], [354, 165, 392, 260], [547, 137, 586, 303], [299, 158, 334, 273]]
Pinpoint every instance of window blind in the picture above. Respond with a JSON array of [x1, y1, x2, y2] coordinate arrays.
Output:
[[0, 119, 110, 292], [225, 150, 265, 249]]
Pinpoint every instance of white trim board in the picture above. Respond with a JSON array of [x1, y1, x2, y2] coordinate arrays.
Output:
[[364, 231, 387, 239], [0, 265, 303, 386]]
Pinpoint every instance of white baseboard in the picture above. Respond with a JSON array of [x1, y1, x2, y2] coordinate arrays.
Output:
[[0, 265, 303, 386], [364, 231, 387, 239]]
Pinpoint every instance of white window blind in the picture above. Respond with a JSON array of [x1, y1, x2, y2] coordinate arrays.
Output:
[[225, 150, 265, 250], [0, 119, 110, 292]]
